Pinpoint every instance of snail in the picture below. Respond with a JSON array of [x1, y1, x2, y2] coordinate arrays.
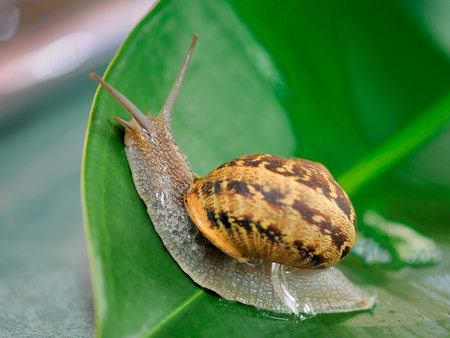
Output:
[[89, 34, 374, 315]]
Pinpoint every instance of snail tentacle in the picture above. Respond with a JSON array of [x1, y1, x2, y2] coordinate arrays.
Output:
[[113, 116, 134, 130], [89, 72, 148, 129], [158, 33, 198, 125]]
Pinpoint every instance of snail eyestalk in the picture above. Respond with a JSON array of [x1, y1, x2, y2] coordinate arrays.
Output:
[[89, 72, 148, 129], [158, 33, 198, 125]]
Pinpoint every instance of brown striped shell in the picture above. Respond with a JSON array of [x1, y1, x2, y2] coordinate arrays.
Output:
[[184, 154, 357, 269]]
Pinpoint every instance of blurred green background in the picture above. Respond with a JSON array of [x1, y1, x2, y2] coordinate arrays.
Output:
[[2, 0, 450, 336]]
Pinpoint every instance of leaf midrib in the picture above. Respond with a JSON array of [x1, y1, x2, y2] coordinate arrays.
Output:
[[140, 290, 204, 338], [338, 91, 450, 195]]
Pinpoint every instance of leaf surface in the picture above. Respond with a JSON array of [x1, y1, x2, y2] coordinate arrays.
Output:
[[82, 0, 450, 336]]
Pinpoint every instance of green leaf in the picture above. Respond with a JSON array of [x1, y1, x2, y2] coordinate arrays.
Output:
[[82, 0, 450, 336]]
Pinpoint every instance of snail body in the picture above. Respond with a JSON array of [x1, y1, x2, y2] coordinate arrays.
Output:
[[90, 35, 374, 315]]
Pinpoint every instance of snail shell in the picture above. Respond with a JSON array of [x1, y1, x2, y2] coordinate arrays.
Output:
[[90, 34, 374, 315], [184, 154, 356, 269]]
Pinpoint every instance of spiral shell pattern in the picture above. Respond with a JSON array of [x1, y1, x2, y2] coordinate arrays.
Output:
[[184, 154, 357, 268]]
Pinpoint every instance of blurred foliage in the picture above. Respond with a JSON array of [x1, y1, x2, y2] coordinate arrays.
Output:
[[353, 210, 441, 268], [83, 0, 450, 336]]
